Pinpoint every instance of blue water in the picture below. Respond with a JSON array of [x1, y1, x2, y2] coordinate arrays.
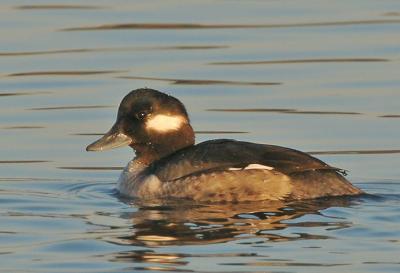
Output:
[[1, 1, 400, 272]]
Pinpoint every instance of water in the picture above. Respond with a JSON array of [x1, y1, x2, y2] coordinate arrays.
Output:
[[1, 0, 400, 272]]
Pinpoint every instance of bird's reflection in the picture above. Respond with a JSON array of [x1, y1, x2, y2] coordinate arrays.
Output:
[[111, 197, 358, 247], [97, 197, 362, 269]]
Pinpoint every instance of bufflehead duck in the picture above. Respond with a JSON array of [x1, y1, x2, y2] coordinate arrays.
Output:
[[86, 88, 363, 202]]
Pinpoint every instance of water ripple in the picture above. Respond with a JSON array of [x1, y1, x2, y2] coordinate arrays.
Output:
[[0, 45, 228, 57], [7, 70, 127, 77], [0, 91, 51, 97], [62, 181, 116, 200], [207, 108, 362, 115], [210, 57, 389, 65], [379, 114, 400, 118], [118, 76, 281, 86], [71, 131, 249, 136], [382, 12, 400, 16], [27, 105, 113, 111], [308, 149, 400, 155], [60, 19, 400, 31], [0, 160, 50, 164], [219, 261, 350, 267], [58, 166, 123, 171], [15, 5, 103, 10], [2, 126, 45, 130]]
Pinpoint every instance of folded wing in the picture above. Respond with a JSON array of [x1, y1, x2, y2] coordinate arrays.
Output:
[[148, 139, 342, 182]]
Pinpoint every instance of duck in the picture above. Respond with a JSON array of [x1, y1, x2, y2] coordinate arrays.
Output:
[[86, 88, 363, 202]]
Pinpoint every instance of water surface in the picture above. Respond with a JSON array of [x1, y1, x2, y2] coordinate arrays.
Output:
[[1, 0, 400, 272]]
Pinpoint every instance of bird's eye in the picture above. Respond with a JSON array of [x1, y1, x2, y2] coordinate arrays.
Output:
[[136, 111, 147, 120]]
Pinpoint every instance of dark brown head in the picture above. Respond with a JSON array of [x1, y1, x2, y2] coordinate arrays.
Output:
[[86, 88, 195, 163]]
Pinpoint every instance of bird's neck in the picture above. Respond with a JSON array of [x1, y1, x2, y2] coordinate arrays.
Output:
[[131, 124, 195, 165]]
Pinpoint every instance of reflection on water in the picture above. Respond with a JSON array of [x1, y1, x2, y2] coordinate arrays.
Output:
[[110, 198, 356, 247]]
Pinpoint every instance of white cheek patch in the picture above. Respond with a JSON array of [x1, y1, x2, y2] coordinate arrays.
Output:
[[229, 164, 274, 171], [145, 114, 186, 133]]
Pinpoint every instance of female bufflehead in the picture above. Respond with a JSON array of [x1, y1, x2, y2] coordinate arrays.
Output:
[[87, 88, 363, 202]]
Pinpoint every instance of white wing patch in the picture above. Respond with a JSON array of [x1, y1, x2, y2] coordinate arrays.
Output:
[[229, 164, 274, 171], [146, 114, 186, 132], [245, 164, 274, 170]]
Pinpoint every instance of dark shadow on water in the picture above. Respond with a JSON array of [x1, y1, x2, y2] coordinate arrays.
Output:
[[379, 114, 400, 118], [27, 105, 113, 111], [208, 108, 400, 119], [2, 126, 45, 130], [0, 91, 52, 97], [7, 70, 127, 77], [0, 92, 33, 97], [210, 58, 389, 65], [60, 19, 400, 31], [195, 130, 249, 134], [219, 261, 350, 267], [71, 133, 105, 136], [382, 12, 400, 16], [207, 108, 362, 115], [15, 4, 103, 10], [308, 149, 400, 155], [360, 192, 400, 202], [58, 166, 123, 171], [118, 76, 281, 86], [71, 131, 249, 136], [0, 45, 229, 57], [104, 197, 360, 247], [0, 160, 50, 164]]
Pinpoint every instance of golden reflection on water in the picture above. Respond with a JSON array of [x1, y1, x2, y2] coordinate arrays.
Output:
[[105, 250, 266, 270], [107, 198, 355, 247], [89, 197, 365, 271]]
